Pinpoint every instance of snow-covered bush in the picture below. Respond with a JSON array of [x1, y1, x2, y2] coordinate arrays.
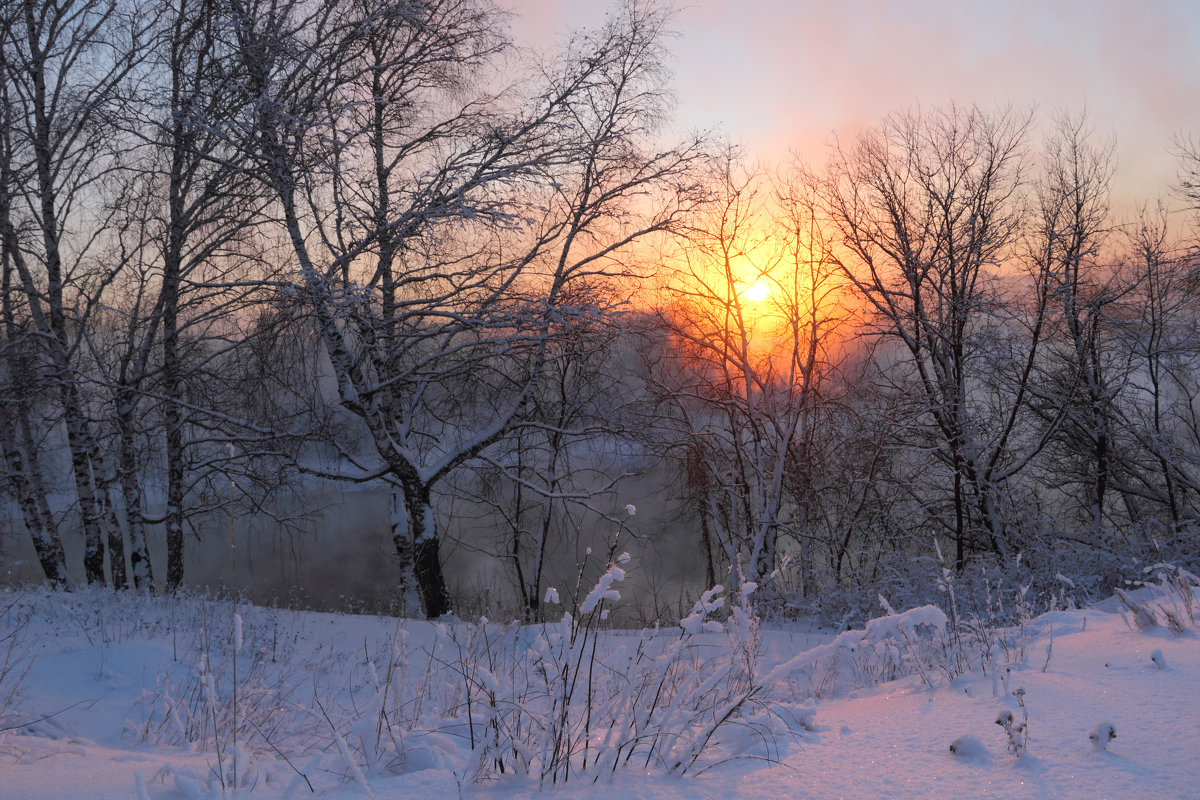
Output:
[[1117, 563, 1200, 634], [130, 599, 320, 792], [13, 584, 174, 647], [772, 545, 1080, 690], [948, 734, 986, 760], [1115, 588, 1159, 632], [404, 560, 780, 783], [765, 601, 950, 699]]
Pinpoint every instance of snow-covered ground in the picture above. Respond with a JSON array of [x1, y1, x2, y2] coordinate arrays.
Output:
[[1, 581, 1197, 799]]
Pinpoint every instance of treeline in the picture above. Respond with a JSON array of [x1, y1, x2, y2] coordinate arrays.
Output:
[[651, 119, 1200, 619], [1, 0, 1198, 620]]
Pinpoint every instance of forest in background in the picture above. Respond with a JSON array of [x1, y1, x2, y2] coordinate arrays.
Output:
[[3, 0, 1200, 622]]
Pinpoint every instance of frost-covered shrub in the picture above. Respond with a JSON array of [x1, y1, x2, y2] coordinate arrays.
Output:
[[774, 543, 1082, 643], [131, 603, 310, 791], [2, 580, 795, 794], [1115, 588, 1159, 632], [995, 687, 1030, 756], [429, 561, 780, 783], [765, 601, 951, 699], [1119, 563, 1200, 634], [227, 552, 785, 788]]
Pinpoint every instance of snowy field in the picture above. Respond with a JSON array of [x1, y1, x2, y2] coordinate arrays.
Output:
[[1, 576, 1198, 799]]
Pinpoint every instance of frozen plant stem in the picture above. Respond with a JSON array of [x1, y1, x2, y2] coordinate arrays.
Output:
[[996, 686, 1031, 756], [232, 610, 242, 790]]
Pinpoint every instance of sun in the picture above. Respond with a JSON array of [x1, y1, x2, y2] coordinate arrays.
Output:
[[744, 276, 770, 303]]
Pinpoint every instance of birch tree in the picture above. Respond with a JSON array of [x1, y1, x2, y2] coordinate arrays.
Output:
[[228, 0, 706, 617], [0, 0, 151, 585], [113, 0, 270, 590], [0, 33, 68, 585]]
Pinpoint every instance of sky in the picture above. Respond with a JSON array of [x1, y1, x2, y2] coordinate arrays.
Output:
[[513, 0, 1200, 217]]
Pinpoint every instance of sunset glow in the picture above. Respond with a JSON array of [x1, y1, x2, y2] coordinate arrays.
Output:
[[743, 276, 770, 303]]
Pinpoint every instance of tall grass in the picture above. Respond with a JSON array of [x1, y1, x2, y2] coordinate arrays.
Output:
[[0, 591, 33, 732], [7, 546, 1157, 794]]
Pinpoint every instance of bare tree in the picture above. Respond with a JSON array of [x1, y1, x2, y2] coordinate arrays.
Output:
[[647, 153, 846, 594], [0, 0, 152, 585], [821, 105, 1060, 568], [0, 37, 69, 585], [1026, 114, 1124, 542], [1114, 205, 1200, 534], [448, 306, 645, 621], [227, 0, 706, 617], [1175, 134, 1200, 213], [104, 0, 273, 590]]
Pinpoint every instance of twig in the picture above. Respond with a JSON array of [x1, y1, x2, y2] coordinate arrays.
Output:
[[0, 699, 91, 733], [244, 717, 313, 793]]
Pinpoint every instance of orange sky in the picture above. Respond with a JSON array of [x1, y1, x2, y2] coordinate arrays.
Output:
[[512, 0, 1200, 219]]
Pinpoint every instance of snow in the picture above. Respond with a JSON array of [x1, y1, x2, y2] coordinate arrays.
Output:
[[2, 586, 1199, 799], [579, 563, 624, 613]]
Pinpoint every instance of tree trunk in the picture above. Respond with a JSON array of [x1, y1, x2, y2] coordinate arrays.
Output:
[[74, 417, 128, 589], [92, 444, 127, 589], [164, 416, 186, 590], [61, 397, 109, 585], [954, 469, 965, 571], [0, 407, 68, 585], [527, 494, 555, 623], [1, 245, 67, 585], [117, 398, 153, 589], [162, 141, 187, 591], [401, 482, 452, 619], [389, 488, 420, 615]]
